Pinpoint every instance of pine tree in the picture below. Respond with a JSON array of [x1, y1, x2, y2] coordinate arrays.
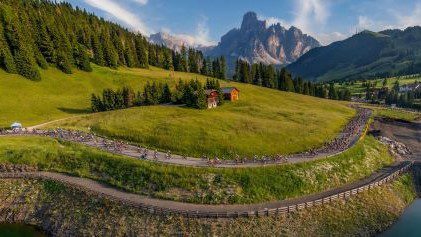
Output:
[[135, 36, 148, 68], [35, 50, 48, 69], [111, 31, 126, 66], [195, 84, 207, 109], [36, 20, 55, 63], [180, 45, 188, 72], [56, 49, 72, 74], [163, 49, 174, 71], [162, 83, 172, 103], [124, 42, 136, 68], [285, 72, 295, 92], [219, 56, 226, 79], [91, 34, 105, 66], [122, 86, 135, 108], [0, 24, 16, 73], [101, 31, 118, 68], [14, 47, 41, 81], [328, 83, 338, 100], [73, 44, 92, 72]]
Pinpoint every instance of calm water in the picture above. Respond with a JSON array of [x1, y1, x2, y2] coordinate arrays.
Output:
[[379, 199, 421, 237], [0, 224, 46, 237]]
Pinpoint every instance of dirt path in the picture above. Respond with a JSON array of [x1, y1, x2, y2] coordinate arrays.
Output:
[[372, 119, 421, 160], [0, 161, 411, 218], [27, 115, 86, 130], [3, 108, 372, 168]]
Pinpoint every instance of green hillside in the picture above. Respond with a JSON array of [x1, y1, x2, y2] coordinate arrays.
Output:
[[0, 65, 354, 157], [0, 135, 393, 204], [288, 28, 421, 82]]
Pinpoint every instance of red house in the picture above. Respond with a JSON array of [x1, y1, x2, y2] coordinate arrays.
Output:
[[206, 89, 219, 109]]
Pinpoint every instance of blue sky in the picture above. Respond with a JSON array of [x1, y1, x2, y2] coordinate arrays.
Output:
[[66, 0, 421, 45]]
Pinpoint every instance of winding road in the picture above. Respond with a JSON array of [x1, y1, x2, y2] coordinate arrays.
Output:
[[2, 107, 372, 168], [0, 161, 413, 218], [0, 112, 419, 218]]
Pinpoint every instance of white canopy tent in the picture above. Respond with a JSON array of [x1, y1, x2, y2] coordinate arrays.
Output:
[[11, 122, 23, 130]]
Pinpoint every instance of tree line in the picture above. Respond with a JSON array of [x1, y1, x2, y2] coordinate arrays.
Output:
[[233, 59, 351, 101], [365, 79, 421, 110], [91, 79, 224, 111], [0, 0, 226, 81]]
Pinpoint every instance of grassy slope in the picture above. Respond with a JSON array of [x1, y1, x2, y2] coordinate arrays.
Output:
[[0, 65, 206, 127], [0, 174, 415, 236], [0, 135, 394, 204], [361, 105, 421, 121], [0, 65, 354, 157]]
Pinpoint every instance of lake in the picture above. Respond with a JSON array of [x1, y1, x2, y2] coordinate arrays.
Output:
[[379, 199, 421, 237], [0, 223, 46, 237]]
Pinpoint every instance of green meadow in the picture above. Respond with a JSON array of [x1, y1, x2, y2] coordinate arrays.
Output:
[[0, 135, 393, 204], [0, 65, 354, 157]]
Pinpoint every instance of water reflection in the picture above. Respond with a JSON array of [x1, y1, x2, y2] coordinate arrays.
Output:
[[379, 199, 421, 237]]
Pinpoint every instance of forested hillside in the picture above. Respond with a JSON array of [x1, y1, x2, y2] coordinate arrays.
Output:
[[0, 0, 226, 81], [288, 28, 421, 82]]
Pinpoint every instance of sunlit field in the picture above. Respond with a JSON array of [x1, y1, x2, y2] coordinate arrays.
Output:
[[0, 65, 354, 156]]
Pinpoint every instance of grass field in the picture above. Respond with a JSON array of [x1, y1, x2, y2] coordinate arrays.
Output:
[[361, 105, 421, 121], [0, 135, 394, 204], [0, 65, 354, 157], [0, 65, 211, 127]]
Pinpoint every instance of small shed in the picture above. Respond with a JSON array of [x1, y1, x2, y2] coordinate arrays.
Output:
[[11, 122, 22, 130], [222, 87, 240, 101], [206, 89, 219, 109]]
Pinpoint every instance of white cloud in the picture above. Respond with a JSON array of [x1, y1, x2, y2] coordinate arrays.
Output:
[[357, 16, 375, 30], [316, 32, 347, 45], [132, 0, 148, 5], [292, 0, 330, 34], [259, 16, 291, 28], [395, 3, 421, 28], [83, 0, 150, 34], [162, 16, 216, 47]]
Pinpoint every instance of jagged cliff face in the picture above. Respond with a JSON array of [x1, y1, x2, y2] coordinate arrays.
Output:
[[207, 12, 321, 65]]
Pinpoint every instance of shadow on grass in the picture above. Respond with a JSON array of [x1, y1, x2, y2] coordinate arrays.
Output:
[[58, 107, 91, 114]]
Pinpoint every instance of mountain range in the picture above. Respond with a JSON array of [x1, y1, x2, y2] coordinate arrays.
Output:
[[150, 12, 321, 69], [206, 12, 321, 66], [149, 12, 421, 82], [149, 32, 212, 52], [287, 27, 421, 81]]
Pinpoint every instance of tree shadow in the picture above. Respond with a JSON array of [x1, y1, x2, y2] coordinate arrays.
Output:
[[58, 107, 91, 114]]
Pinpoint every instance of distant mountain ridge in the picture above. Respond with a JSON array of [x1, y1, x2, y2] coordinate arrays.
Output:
[[149, 32, 213, 52], [206, 12, 321, 66], [149, 12, 321, 74], [287, 27, 421, 82]]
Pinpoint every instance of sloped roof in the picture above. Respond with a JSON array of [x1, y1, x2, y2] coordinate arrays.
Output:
[[222, 87, 239, 94], [205, 89, 218, 95]]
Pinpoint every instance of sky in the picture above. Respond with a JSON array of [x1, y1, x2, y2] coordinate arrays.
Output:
[[65, 0, 421, 45]]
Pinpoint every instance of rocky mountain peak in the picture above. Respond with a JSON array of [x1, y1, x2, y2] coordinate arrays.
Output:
[[241, 12, 265, 31], [207, 11, 321, 72]]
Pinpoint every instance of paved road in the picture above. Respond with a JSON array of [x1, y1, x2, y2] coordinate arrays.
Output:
[[0, 114, 418, 218], [2, 108, 372, 168], [0, 161, 411, 218]]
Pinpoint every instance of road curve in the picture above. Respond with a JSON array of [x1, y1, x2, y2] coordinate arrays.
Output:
[[1, 107, 372, 168], [0, 161, 412, 218]]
